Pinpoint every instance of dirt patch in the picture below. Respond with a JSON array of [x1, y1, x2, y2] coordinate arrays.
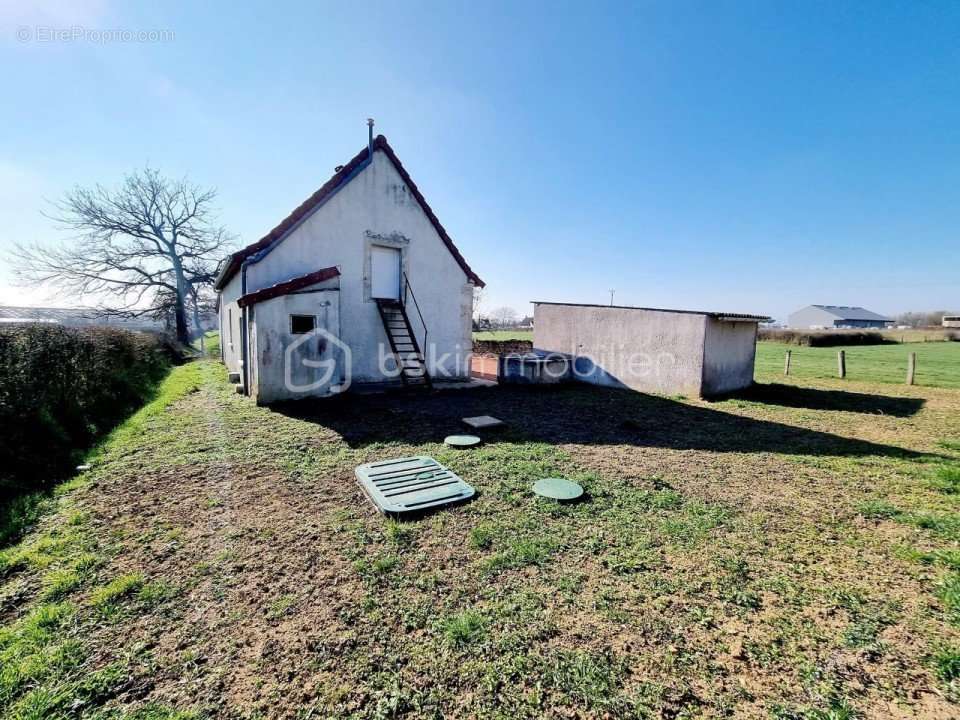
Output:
[[9, 363, 960, 718]]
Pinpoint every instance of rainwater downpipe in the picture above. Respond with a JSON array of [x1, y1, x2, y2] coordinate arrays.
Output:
[[240, 259, 251, 394]]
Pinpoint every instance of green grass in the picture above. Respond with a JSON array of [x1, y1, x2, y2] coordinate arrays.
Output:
[[0, 364, 206, 719], [441, 609, 487, 647], [756, 340, 960, 388], [89, 573, 146, 608], [472, 329, 533, 342], [5, 358, 960, 717], [194, 330, 220, 358], [937, 573, 960, 626], [931, 465, 960, 494], [933, 644, 960, 684], [0, 492, 54, 548], [856, 499, 902, 520], [266, 594, 296, 619]]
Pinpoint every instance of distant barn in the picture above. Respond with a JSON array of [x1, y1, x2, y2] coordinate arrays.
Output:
[[787, 305, 892, 330]]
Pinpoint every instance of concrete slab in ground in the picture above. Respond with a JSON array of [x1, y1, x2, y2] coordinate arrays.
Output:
[[435, 378, 497, 390], [462, 415, 505, 429]]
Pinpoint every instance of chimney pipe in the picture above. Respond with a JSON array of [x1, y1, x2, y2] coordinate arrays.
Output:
[[367, 118, 374, 157]]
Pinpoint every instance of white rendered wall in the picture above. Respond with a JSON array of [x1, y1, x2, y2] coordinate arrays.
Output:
[[533, 304, 707, 396], [241, 150, 474, 384], [249, 286, 342, 404], [701, 319, 758, 395], [219, 272, 244, 374]]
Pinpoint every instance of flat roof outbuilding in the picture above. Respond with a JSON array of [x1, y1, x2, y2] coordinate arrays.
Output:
[[532, 301, 769, 397]]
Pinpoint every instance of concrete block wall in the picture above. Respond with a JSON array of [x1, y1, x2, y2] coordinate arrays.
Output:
[[532, 303, 760, 397]]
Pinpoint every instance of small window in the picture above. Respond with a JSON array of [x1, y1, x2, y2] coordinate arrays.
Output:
[[290, 314, 316, 334]]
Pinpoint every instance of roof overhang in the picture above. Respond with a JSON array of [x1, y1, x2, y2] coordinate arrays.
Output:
[[237, 266, 341, 308], [532, 301, 771, 323]]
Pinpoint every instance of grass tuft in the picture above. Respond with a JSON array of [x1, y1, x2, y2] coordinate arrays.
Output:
[[544, 649, 628, 711], [89, 573, 145, 609], [266, 594, 296, 620], [937, 573, 960, 626], [468, 524, 495, 550], [441, 609, 486, 647], [930, 465, 960, 494], [482, 536, 556, 575], [39, 569, 82, 601], [384, 519, 416, 547], [855, 500, 901, 520], [932, 644, 960, 683]]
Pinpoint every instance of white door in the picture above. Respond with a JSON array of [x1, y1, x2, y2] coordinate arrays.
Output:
[[371, 246, 401, 300]]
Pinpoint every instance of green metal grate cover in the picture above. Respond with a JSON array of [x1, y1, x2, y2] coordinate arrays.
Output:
[[444, 434, 482, 448], [533, 478, 584, 501], [355, 456, 475, 516]]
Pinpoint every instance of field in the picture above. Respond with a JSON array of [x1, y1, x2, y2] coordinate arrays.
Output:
[[757, 341, 960, 389], [882, 329, 955, 344], [473, 329, 955, 345], [473, 329, 533, 342], [3, 359, 960, 718]]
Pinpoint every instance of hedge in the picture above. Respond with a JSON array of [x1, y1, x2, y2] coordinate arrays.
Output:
[[758, 328, 895, 347], [472, 339, 534, 355], [0, 325, 174, 497]]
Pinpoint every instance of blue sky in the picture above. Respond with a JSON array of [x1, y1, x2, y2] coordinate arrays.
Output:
[[1, 0, 958, 322]]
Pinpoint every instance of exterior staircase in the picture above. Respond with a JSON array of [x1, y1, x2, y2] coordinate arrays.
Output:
[[376, 296, 431, 389]]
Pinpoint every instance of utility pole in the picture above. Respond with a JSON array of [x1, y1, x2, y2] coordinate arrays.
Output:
[[609, 289, 615, 306]]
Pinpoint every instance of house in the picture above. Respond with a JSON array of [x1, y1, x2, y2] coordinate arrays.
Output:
[[943, 316, 960, 328], [788, 305, 892, 329], [528, 302, 770, 397], [216, 127, 484, 404]]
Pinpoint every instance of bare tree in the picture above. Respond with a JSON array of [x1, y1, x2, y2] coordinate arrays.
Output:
[[151, 267, 218, 338], [472, 285, 486, 320], [490, 306, 519, 329], [896, 310, 958, 328], [11, 167, 234, 343]]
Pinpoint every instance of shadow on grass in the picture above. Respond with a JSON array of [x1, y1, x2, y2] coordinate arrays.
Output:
[[730, 383, 925, 418], [272, 382, 931, 460]]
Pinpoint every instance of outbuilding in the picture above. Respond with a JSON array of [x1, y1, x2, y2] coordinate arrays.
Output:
[[788, 305, 892, 329], [531, 302, 770, 397], [216, 127, 483, 404]]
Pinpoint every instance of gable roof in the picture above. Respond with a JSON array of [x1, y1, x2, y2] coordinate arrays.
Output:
[[237, 266, 340, 308], [810, 305, 892, 322], [216, 135, 483, 290]]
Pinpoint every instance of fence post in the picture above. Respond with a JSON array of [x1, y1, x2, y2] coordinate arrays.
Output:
[[784, 350, 792, 376], [837, 350, 846, 379], [907, 352, 916, 385]]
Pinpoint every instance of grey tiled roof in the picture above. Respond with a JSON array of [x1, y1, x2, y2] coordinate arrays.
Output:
[[812, 305, 892, 322]]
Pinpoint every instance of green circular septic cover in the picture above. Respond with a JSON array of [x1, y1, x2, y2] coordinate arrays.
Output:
[[444, 434, 482, 448], [533, 478, 584, 501]]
